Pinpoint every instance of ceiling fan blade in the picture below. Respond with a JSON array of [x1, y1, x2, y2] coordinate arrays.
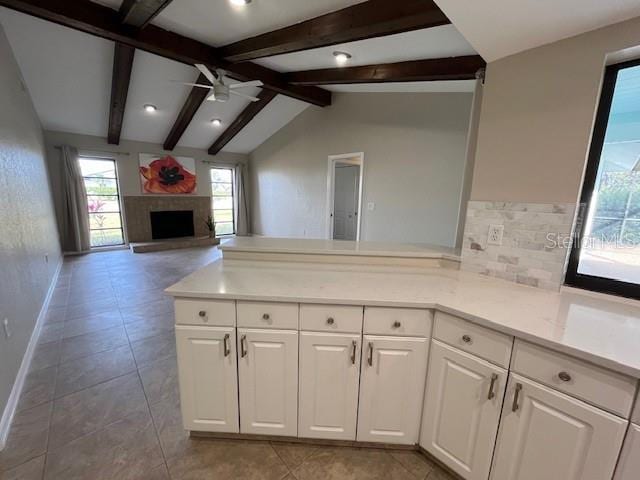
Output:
[[195, 64, 217, 84], [231, 90, 260, 102], [229, 80, 264, 89], [172, 81, 213, 89]]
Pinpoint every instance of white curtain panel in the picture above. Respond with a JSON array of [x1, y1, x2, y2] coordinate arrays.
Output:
[[60, 145, 91, 252]]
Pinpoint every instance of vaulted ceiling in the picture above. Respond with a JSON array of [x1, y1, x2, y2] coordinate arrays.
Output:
[[0, 0, 637, 154]]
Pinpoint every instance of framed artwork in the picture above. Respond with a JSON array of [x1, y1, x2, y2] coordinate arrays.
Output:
[[139, 154, 197, 194]]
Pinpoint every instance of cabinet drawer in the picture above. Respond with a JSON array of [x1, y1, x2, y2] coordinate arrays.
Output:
[[300, 304, 362, 333], [237, 301, 298, 329], [511, 340, 636, 418], [433, 312, 512, 367], [364, 307, 432, 337], [175, 298, 236, 326]]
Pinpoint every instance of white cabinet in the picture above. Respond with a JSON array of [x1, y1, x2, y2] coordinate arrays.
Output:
[[614, 423, 640, 480], [420, 340, 506, 480], [298, 331, 361, 440], [237, 328, 298, 436], [175, 325, 239, 433], [357, 335, 429, 444], [491, 373, 628, 480]]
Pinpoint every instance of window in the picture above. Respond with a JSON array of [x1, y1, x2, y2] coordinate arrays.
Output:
[[210, 167, 235, 236], [566, 59, 640, 298], [79, 157, 125, 247]]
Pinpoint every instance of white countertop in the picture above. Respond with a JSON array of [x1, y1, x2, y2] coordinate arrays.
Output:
[[166, 259, 640, 378], [219, 237, 461, 261]]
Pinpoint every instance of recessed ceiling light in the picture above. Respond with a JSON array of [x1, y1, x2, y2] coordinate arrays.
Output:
[[230, 0, 251, 6], [144, 104, 157, 113], [211, 118, 222, 127], [333, 51, 352, 65]]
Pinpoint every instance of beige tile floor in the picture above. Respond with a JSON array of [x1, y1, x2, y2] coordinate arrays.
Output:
[[0, 247, 456, 480]]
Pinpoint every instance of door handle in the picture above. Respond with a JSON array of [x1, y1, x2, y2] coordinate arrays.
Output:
[[240, 334, 247, 358], [223, 333, 230, 357], [367, 342, 373, 366], [351, 340, 357, 364], [487, 373, 498, 400], [512, 382, 523, 412]]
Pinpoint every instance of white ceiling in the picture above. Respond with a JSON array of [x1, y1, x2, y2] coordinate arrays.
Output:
[[435, 0, 640, 62], [0, 1, 480, 155], [255, 25, 475, 72]]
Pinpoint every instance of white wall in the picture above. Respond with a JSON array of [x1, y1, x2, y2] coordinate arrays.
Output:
[[0, 25, 61, 423], [249, 92, 473, 246]]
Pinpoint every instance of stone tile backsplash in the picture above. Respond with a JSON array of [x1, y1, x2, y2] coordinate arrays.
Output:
[[461, 201, 577, 290]]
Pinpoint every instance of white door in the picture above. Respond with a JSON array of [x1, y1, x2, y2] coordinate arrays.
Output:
[[175, 325, 239, 433], [357, 335, 429, 444], [298, 332, 361, 440], [237, 328, 298, 436], [420, 340, 507, 480], [333, 164, 360, 240], [614, 423, 640, 480], [491, 373, 628, 480]]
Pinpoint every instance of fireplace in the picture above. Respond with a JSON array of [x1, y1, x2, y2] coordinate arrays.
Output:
[[150, 210, 195, 240]]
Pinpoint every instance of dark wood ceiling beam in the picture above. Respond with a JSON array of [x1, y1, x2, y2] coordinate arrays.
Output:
[[0, 0, 331, 107], [219, 0, 450, 62], [107, 43, 135, 144], [208, 90, 277, 155], [108, 0, 174, 144], [163, 73, 211, 150], [285, 55, 486, 85], [118, 0, 173, 29]]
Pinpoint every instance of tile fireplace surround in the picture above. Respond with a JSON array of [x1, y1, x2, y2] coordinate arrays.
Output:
[[123, 195, 211, 242]]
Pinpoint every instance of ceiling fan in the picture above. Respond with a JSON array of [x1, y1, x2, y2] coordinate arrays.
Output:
[[175, 64, 263, 102]]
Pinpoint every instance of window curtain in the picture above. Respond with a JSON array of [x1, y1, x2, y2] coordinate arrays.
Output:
[[60, 145, 91, 252], [234, 163, 250, 236]]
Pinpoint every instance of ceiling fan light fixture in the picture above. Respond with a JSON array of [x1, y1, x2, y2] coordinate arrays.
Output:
[[333, 51, 352, 65], [143, 104, 157, 113], [230, 0, 251, 6], [211, 118, 222, 127]]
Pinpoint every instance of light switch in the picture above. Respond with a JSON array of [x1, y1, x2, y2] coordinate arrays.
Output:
[[367, 202, 375, 211]]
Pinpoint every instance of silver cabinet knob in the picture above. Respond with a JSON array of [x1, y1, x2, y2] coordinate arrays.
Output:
[[262, 313, 270, 320], [558, 371, 572, 382], [326, 317, 335, 325], [392, 321, 401, 328], [462, 334, 472, 344]]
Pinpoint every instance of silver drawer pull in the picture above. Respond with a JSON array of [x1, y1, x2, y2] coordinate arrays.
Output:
[[262, 313, 270, 320], [488, 373, 498, 400], [198, 310, 207, 318], [367, 342, 374, 366], [512, 383, 523, 412], [351, 340, 357, 364], [558, 371, 572, 382], [462, 334, 472, 344], [223, 333, 230, 357], [392, 321, 401, 328], [327, 317, 335, 325], [240, 335, 248, 358]]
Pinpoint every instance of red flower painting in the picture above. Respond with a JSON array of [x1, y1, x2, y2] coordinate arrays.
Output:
[[139, 155, 196, 194]]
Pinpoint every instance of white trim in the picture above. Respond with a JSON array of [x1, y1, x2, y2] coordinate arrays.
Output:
[[325, 152, 364, 241], [0, 259, 62, 451]]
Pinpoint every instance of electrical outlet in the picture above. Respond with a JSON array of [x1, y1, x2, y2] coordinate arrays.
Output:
[[3, 318, 10, 339], [487, 224, 504, 246]]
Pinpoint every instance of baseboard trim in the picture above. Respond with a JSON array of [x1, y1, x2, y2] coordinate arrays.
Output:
[[0, 259, 62, 451]]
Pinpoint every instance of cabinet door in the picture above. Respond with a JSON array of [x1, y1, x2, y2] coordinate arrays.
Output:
[[299, 331, 361, 440], [175, 325, 238, 433], [237, 328, 298, 436], [614, 423, 640, 480], [357, 335, 429, 444], [420, 340, 506, 480], [491, 373, 628, 480]]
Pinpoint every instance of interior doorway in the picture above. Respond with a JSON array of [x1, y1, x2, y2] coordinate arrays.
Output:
[[326, 152, 364, 241]]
